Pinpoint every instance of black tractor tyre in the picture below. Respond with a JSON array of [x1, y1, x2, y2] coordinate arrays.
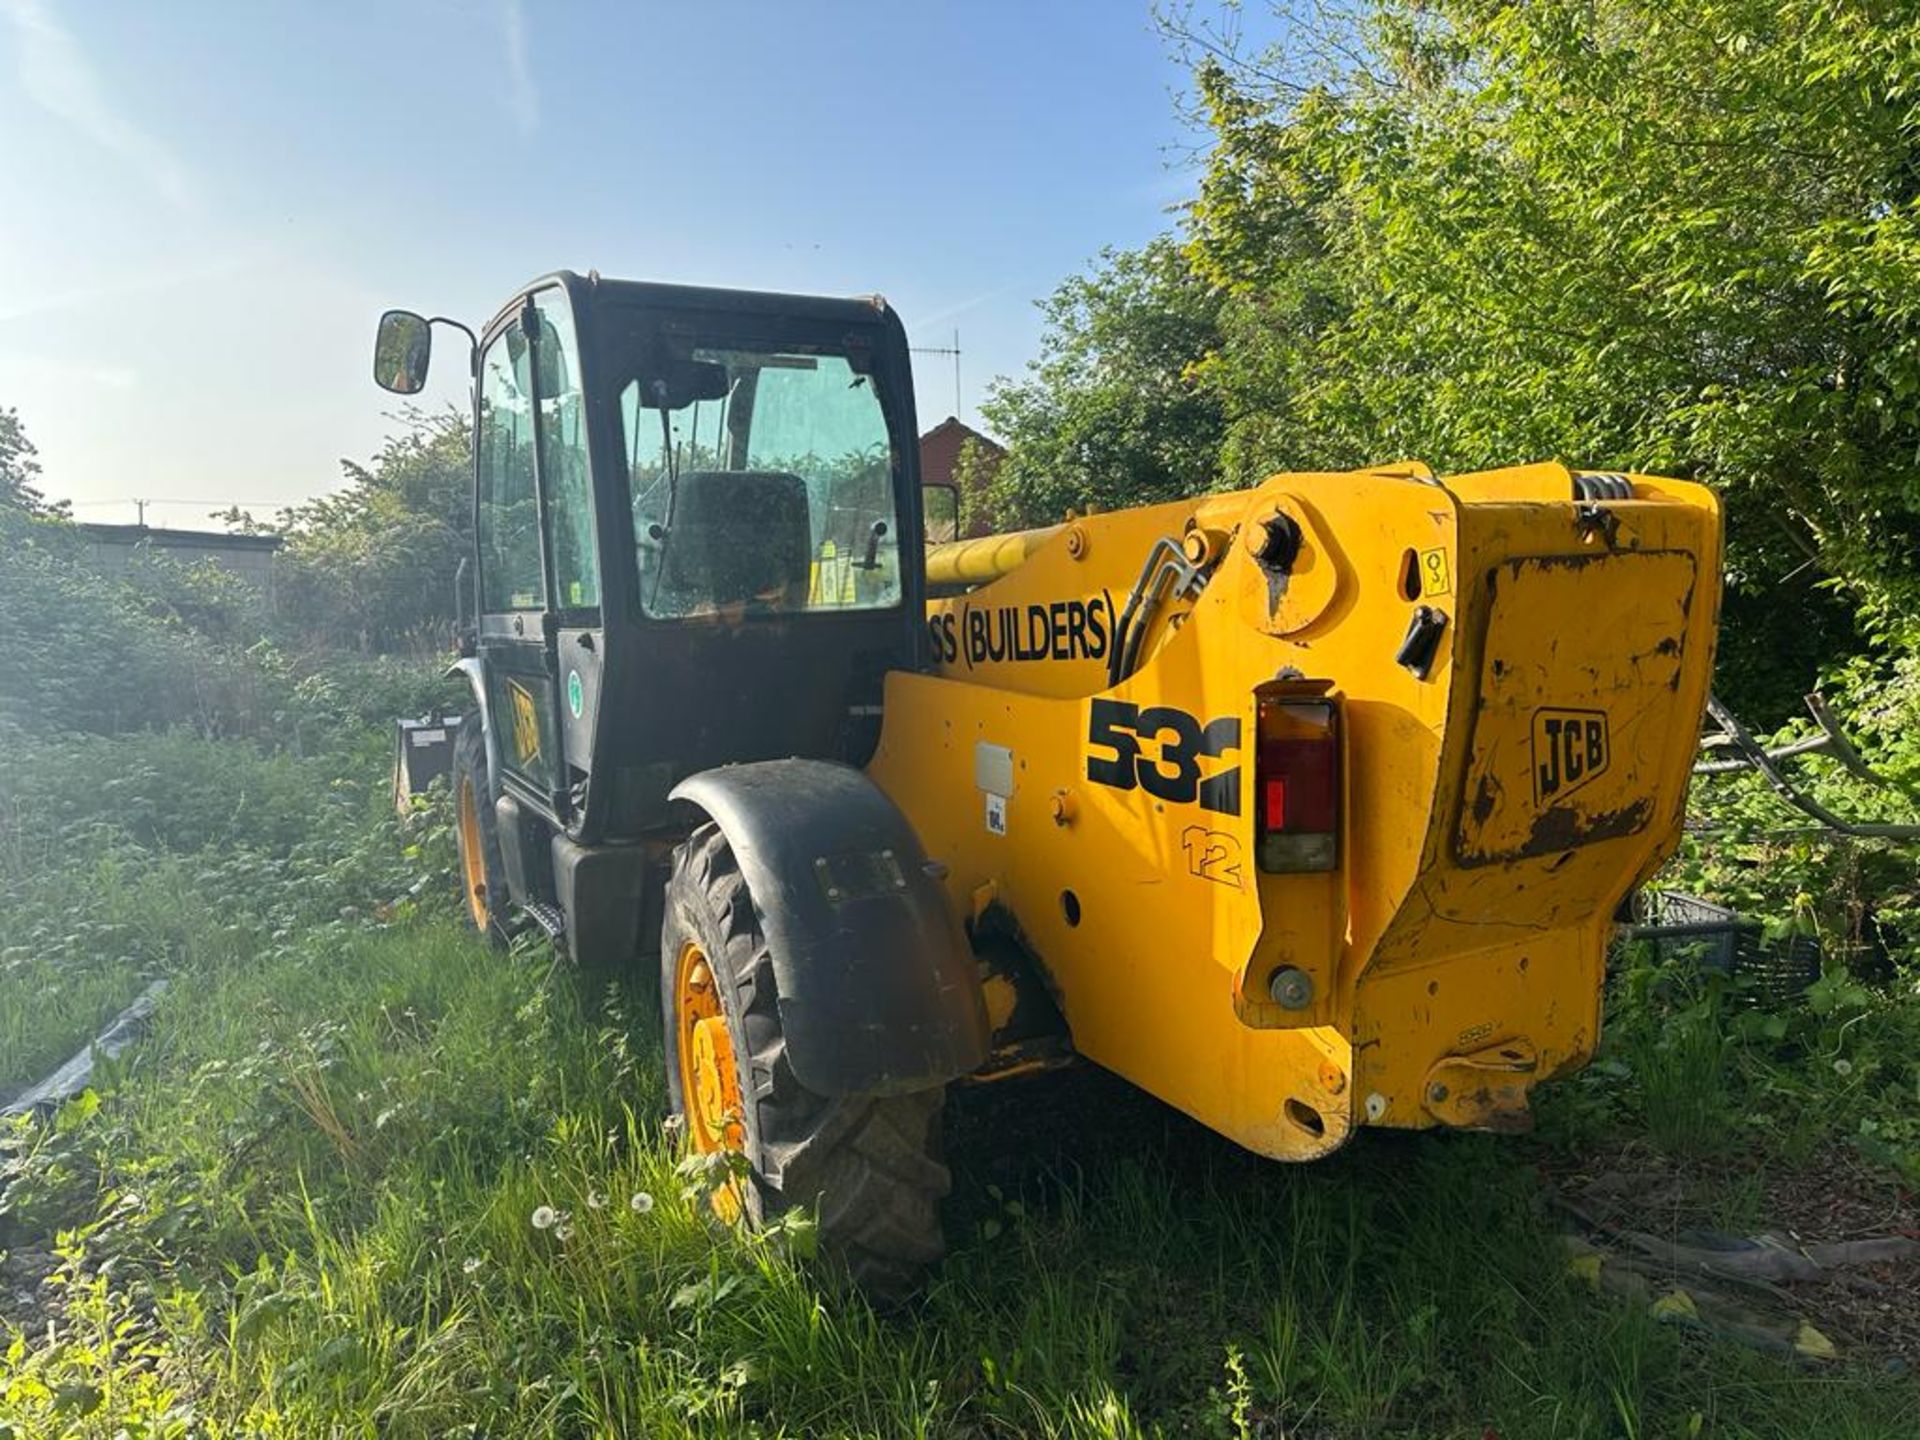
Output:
[[451, 715, 511, 948], [660, 821, 950, 1302]]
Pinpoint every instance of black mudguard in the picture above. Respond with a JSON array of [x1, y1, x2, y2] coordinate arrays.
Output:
[[671, 759, 989, 1097]]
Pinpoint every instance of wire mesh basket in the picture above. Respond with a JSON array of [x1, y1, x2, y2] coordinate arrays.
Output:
[[1621, 889, 1821, 1005]]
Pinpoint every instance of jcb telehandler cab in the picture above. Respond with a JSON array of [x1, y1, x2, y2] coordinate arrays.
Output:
[[377, 271, 1721, 1296]]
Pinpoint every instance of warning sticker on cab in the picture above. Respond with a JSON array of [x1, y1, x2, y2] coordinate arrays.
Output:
[[508, 678, 542, 765]]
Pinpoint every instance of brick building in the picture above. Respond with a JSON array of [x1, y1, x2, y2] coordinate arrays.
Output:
[[918, 416, 1005, 540]]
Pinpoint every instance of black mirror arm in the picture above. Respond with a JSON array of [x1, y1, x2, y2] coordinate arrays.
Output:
[[424, 315, 480, 374]]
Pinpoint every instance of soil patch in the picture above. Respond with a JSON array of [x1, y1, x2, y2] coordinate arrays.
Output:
[[1543, 1138, 1920, 1370]]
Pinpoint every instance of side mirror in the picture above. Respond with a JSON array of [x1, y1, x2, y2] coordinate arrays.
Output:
[[375, 310, 432, 395], [923, 482, 960, 544]]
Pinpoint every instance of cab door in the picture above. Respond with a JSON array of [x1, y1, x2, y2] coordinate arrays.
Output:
[[474, 288, 601, 825], [529, 289, 604, 822]]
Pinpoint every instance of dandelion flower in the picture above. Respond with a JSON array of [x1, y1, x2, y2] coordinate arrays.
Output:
[[531, 1204, 558, 1230], [1833, 1058, 1854, 1076], [587, 1190, 606, 1211], [555, 1221, 575, 1242], [630, 1191, 655, 1215], [463, 1257, 484, 1274]]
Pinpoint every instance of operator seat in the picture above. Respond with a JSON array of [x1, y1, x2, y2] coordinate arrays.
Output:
[[657, 470, 812, 614]]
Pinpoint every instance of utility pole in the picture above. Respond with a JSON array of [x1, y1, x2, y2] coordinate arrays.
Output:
[[134, 498, 147, 527]]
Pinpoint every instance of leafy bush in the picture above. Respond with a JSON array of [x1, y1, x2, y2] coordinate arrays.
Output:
[[979, 1, 1920, 723], [1672, 700, 1920, 975], [0, 409, 465, 1100], [1561, 945, 1920, 1187], [0, 717, 456, 1099], [981, 240, 1229, 530], [0, 510, 293, 740], [265, 407, 473, 654]]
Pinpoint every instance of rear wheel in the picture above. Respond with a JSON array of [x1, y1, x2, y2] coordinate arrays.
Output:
[[660, 822, 950, 1301], [451, 715, 509, 946]]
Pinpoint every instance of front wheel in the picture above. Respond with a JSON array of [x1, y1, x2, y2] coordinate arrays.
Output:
[[660, 822, 950, 1301], [451, 715, 510, 947]]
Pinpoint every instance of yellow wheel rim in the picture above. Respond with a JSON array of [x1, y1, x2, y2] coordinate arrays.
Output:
[[456, 774, 490, 932], [673, 939, 746, 1222]]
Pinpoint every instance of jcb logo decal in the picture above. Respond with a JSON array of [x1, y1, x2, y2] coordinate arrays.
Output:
[[1086, 699, 1241, 815], [1533, 708, 1608, 803], [507, 678, 542, 766]]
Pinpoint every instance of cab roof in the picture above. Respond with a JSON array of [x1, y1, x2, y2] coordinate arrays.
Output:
[[484, 269, 900, 342]]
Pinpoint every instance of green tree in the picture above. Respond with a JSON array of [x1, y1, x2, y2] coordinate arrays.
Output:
[[271, 407, 473, 653], [982, 239, 1229, 529], [1167, 0, 1920, 716], [0, 406, 65, 516]]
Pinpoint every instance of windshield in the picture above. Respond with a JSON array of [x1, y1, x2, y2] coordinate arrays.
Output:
[[613, 330, 902, 619]]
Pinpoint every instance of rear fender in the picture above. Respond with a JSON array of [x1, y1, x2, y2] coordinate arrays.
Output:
[[671, 759, 989, 1097]]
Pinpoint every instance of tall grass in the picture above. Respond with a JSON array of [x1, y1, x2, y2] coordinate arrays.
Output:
[[5, 906, 1917, 1437], [2, 680, 1917, 1434], [0, 705, 446, 1101]]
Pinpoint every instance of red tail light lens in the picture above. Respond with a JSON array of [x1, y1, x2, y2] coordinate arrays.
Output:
[[1256, 695, 1339, 873]]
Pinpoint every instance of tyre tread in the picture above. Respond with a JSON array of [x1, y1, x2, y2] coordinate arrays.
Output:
[[661, 823, 949, 1301]]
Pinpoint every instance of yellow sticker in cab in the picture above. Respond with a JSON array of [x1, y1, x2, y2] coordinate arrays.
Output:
[[508, 678, 542, 765], [1419, 547, 1452, 597]]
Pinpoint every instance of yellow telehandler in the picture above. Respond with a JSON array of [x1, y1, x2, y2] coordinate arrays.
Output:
[[375, 274, 1720, 1295]]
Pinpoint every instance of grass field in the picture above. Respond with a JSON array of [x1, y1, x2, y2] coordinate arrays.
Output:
[[3, 711, 1919, 1437], [0, 727, 407, 1100], [5, 918, 1917, 1437]]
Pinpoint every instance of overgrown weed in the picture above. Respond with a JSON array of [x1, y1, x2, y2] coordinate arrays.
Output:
[[5, 904, 1918, 1435], [1, 591, 1917, 1437]]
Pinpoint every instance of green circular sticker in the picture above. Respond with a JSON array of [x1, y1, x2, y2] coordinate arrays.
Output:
[[566, 669, 584, 719]]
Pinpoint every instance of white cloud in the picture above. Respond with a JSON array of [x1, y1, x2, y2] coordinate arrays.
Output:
[[0, 0, 194, 209], [500, 0, 537, 135]]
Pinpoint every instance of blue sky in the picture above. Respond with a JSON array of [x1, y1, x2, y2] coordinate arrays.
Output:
[[0, 1, 1204, 524]]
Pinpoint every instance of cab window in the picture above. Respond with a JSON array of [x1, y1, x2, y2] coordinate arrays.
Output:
[[533, 292, 599, 610], [617, 344, 901, 618], [477, 321, 542, 612]]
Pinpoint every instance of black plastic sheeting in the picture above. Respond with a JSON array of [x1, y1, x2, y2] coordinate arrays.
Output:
[[1, 979, 168, 1119]]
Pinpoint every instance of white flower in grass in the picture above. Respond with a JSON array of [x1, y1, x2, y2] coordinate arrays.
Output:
[[1833, 1058, 1854, 1076], [629, 1191, 655, 1215], [587, 1190, 606, 1211], [463, 1256, 484, 1274], [555, 1221, 575, 1242], [531, 1204, 559, 1230]]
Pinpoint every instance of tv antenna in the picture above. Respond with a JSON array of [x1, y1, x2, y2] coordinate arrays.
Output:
[[910, 328, 962, 419]]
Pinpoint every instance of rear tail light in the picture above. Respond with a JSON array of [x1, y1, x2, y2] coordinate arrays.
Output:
[[1256, 692, 1339, 873]]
